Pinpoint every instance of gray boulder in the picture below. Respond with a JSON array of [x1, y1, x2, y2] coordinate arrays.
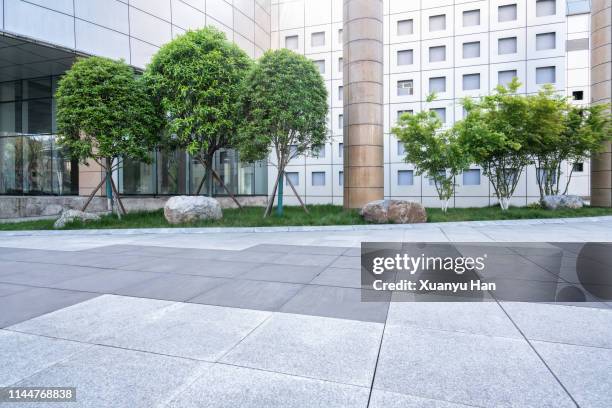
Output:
[[542, 195, 584, 210], [54, 209, 101, 229], [164, 196, 222, 224], [361, 200, 427, 224]]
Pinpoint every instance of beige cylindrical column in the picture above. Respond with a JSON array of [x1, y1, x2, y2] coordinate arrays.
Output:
[[343, 0, 384, 209], [591, 0, 612, 207]]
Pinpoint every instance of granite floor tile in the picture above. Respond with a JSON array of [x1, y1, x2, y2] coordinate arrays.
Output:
[[113, 274, 227, 302]]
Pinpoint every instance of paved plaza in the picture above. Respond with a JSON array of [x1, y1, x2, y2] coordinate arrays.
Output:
[[1, 217, 612, 407]]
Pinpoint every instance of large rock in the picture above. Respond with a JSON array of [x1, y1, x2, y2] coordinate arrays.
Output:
[[54, 209, 101, 229], [542, 195, 584, 210], [361, 200, 427, 224], [164, 196, 222, 224]]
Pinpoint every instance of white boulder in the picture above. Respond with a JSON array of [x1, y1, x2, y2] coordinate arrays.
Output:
[[54, 209, 101, 229], [164, 196, 222, 224], [542, 195, 584, 210]]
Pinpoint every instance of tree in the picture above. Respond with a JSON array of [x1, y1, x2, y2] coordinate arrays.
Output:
[[526, 87, 611, 200], [392, 96, 470, 212], [237, 49, 328, 217], [458, 78, 531, 210], [55, 56, 160, 216], [144, 27, 251, 206]]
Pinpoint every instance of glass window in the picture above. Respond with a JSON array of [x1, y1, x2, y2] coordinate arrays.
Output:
[[573, 162, 584, 172], [285, 35, 298, 49], [338, 29, 343, 43], [338, 114, 343, 129], [463, 41, 480, 59], [311, 31, 325, 47], [432, 108, 446, 123], [498, 70, 517, 86], [339, 143, 343, 158], [397, 80, 414, 96], [536, 32, 556, 50], [537, 168, 557, 184], [429, 170, 446, 185], [290, 144, 298, 157], [312, 171, 326, 186], [398, 140, 406, 155], [429, 14, 446, 32], [463, 9, 480, 27], [498, 4, 517, 22], [0, 80, 21, 102], [157, 150, 185, 195], [572, 90, 584, 100], [338, 86, 343, 101], [339, 171, 343, 186], [429, 45, 446, 62], [463, 73, 481, 90], [398, 170, 414, 186], [314, 60, 325, 74], [536, 66, 556, 84], [314, 144, 325, 158], [338, 57, 343, 72], [286, 172, 299, 186], [120, 155, 155, 194], [397, 19, 414, 35], [463, 169, 481, 185], [536, 0, 556, 17], [498, 37, 517, 54], [429, 77, 446, 93], [397, 110, 413, 120], [397, 49, 413, 65]]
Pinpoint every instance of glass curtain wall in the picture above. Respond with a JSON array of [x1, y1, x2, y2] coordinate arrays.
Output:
[[0, 76, 78, 195], [119, 149, 267, 196]]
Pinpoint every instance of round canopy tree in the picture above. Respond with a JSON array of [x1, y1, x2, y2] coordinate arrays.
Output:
[[237, 49, 328, 217], [55, 56, 160, 214], [144, 27, 252, 203]]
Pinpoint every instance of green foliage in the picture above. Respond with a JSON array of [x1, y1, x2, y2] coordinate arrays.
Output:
[[55, 56, 161, 167], [392, 99, 470, 212], [236, 48, 328, 165], [458, 78, 531, 210], [144, 27, 252, 167]]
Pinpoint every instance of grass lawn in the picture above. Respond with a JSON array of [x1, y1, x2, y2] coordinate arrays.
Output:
[[2, 204, 612, 231]]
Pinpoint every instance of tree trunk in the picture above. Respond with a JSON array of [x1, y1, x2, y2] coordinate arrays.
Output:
[[441, 198, 451, 213], [276, 169, 284, 216], [264, 169, 281, 218], [105, 158, 113, 213], [81, 176, 107, 212]]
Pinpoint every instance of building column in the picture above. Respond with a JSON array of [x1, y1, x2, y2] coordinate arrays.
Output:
[[342, 0, 384, 209], [591, 0, 612, 207]]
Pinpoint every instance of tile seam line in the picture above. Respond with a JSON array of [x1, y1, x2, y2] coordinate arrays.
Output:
[[495, 300, 581, 407]]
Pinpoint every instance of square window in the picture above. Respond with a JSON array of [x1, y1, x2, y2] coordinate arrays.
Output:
[[312, 171, 326, 186], [429, 77, 446, 93], [498, 37, 517, 54], [463, 9, 480, 27], [313, 144, 325, 158], [397, 19, 414, 36], [463, 41, 480, 59], [311, 32, 325, 47], [339, 171, 344, 186], [285, 35, 298, 50], [572, 90, 584, 100], [429, 14, 446, 32], [536, 66, 556, 84], [286, 172, 299, 186], [398, 140, 406, 155], [462, 73, 480, 90], [397, 110, 413, 120], [397, 80, 414, 96], [463, 169, 481, 185], [429, 45, 446, 62], [432, 108, 446, 123], [397, 49, 414, 65], [537, 168, 557, 184], [498, 70, 517, 86], [429, 170, 446, 185], [338, 86, 343, 101], [573, 162, 584, 172], [536, 32, 556, 50], [289, 144, 298, 157], [536, 0, 556, 17], [314, 60, 325, 74], [339, 143, 343, 158], [498, 4, 517, 22], [398, 170, 414, 186]]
